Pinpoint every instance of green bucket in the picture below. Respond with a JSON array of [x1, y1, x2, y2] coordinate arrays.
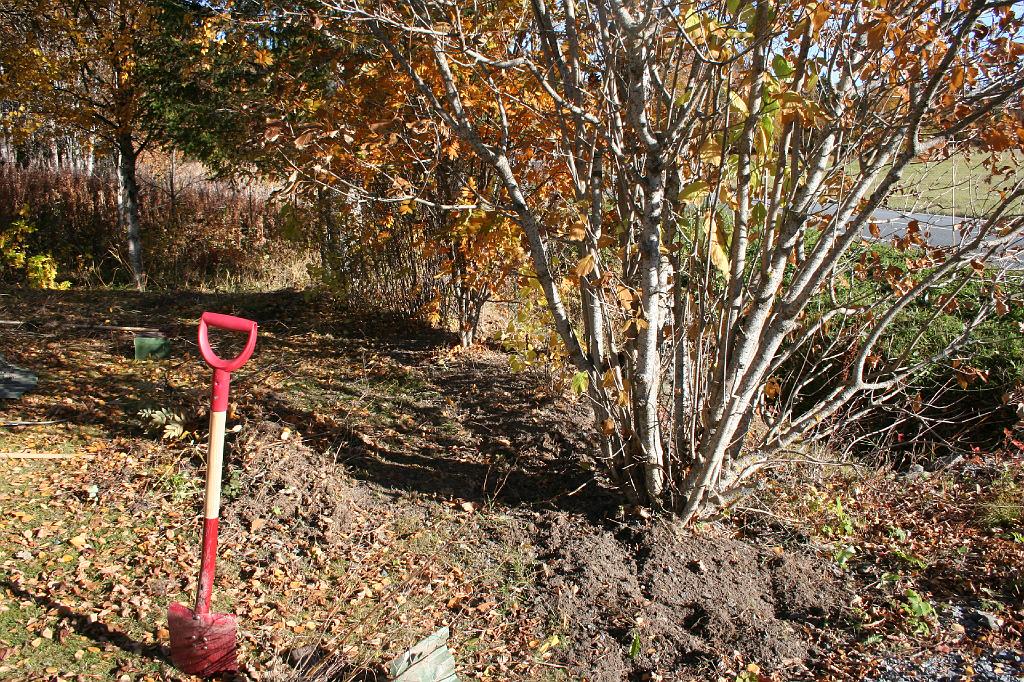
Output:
[[134, 333, 171, 361]]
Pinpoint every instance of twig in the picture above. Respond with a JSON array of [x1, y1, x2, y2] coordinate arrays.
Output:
[[2, 452, 89, 459], [88, 324, 164, 333], [0, 419, 69, 427], [733, 506, 805, 526], [0, 320, 162, 333]]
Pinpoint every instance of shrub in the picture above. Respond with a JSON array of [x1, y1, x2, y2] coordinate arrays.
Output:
[[1, 213, 69, 289]]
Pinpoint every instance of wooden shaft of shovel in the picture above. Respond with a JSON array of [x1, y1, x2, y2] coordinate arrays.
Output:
[[195, 370, 230, 615]]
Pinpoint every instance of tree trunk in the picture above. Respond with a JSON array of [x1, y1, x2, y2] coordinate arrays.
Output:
[[633, 159, 667, 503], [116, 133, 146, 290]]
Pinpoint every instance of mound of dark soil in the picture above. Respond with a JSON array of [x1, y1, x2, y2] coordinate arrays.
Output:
[[222, 420, 368, 546], [535, 512, 850, 680]]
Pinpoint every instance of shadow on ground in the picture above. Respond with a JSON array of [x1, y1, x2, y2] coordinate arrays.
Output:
[[1, 287, 618, 518], [1, 579, 169, 665]]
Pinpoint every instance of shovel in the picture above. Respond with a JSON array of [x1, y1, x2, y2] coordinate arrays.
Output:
[[168, 312, 258, 677]]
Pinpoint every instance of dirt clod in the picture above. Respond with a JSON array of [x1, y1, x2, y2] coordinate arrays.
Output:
[[535, 512, 849, 679], [223, 420, 366, 545]]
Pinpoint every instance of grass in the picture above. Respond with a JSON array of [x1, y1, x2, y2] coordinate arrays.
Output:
[[0, 599, 115, 678], [0, 461, 169, 679], [982, 471, 1023, 529], [0, 288, 557, 680]]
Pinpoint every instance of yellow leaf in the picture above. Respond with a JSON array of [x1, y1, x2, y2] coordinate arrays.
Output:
[[616, 285, 636, 308], [398, 201, 414, 215], [728, 90, 749, 116], [779, 90, 807, 112], [569, 221, 587, 241], [699, 140, 722, 164], [537, 634, 560, 654], [573, 253, 596, 278], [69, 534, 88, 549], [755, 122, 770, 157], [679, 180, 710, 203], [708, 216, 731, 277], [253, 49, 274, 67]]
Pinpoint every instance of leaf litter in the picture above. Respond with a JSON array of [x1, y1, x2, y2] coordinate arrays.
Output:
[[2, 287, 1020, 681]]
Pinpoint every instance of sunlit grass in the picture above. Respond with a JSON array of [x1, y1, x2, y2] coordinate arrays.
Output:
[[881, 151, 1023, 218]]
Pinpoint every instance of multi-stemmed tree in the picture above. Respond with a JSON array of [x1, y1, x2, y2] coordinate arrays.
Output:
[[288, 0, 1024, 520]]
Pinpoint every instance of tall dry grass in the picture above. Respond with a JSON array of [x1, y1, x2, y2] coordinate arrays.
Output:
[[0, 151, 316, 290]]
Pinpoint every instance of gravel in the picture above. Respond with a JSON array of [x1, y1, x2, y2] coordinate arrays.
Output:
[[867, 604, 1024, 682], [868, 649, 1024, 682]]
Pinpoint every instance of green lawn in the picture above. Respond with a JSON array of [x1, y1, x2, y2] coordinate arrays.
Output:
[[881, 150, 1023, 218]]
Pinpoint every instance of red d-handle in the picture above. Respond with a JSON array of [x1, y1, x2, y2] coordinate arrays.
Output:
[[198, 312, 258, 412]]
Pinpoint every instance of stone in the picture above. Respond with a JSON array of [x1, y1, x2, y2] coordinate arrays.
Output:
[[977, 611, 1003, 631], [0, 353, 37, 399]]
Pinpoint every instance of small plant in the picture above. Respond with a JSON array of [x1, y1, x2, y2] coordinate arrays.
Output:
[[834, 544, 857, 569], [26, 253, 68, 289], [0, 218, 31, 270], [221, 469, 244, 501], [138, 407, 188, 441], [880, 571, 902, 587], [891, 547, 929, 570], [627, 628, 642, 659], [978, 597, 1006, 615], [162, 471, 201, 502], [888, 526, 909, 542], [822, 496, 856, 537], [901, 589, 937, 636]]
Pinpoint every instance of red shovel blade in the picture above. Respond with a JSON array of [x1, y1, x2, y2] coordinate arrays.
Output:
[[168, 602, 238, 677]]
